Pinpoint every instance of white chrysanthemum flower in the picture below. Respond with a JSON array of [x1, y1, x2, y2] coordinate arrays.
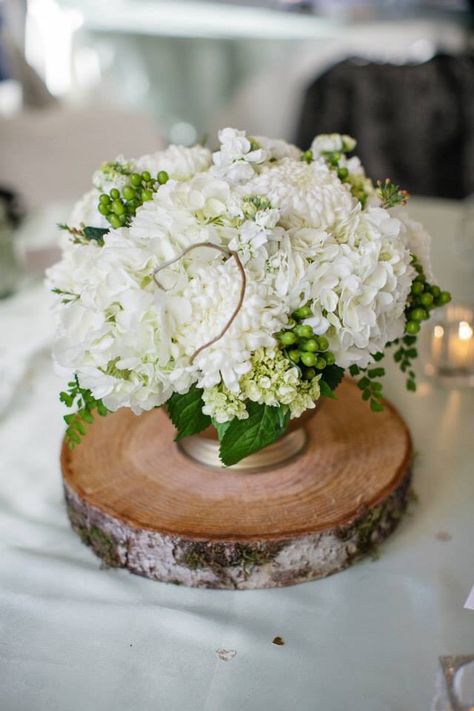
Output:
[[173, 258, 288, 392], [246, 158, 354, 230]]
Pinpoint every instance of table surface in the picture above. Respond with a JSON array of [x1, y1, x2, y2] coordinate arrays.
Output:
[[0, 198, 473, 711]]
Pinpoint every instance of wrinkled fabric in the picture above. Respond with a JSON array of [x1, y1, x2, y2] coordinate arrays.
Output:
[[1, 200, 473, 711]]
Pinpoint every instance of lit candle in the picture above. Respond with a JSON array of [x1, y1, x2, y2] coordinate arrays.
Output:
[[428, 304, 474, 385], [449, 320, 474, 370]]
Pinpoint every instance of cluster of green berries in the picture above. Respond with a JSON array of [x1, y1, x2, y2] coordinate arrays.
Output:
[[276, 303, 336, 381], [404, 257, 451, 336], [97, 169, 169, 229]]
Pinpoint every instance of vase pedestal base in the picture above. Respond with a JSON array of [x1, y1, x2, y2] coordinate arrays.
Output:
[[61, 379, 413, 589]]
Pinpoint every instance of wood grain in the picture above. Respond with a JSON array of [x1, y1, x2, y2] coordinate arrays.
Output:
[[62, 379, 413, 589]]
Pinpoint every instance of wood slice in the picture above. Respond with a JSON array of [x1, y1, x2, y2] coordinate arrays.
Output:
[[61, 379, 413, 589]]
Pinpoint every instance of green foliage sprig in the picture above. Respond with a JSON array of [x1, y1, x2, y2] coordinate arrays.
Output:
[[60, 376, 109, 447], [58, 223, 108, 246], [349, 355, 386, 412], [376, 179, 409, 209]]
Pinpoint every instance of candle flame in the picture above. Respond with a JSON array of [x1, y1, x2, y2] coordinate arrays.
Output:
[[434, 325, 444, 339], [458, 321, 473, 341]]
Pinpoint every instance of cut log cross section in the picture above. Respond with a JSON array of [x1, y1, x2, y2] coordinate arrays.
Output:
[[62, 380, 412, 589]]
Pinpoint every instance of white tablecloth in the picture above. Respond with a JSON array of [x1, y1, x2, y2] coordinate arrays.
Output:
[[1, 199, 473, 711]]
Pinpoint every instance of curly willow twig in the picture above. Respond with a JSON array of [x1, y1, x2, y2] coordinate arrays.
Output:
[[153, 242, 247, 365]]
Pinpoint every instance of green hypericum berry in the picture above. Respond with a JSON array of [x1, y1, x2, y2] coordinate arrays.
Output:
[[122, 186, 136, 201], [315, 357, 327, 370], [302, 150, 313, 164], [301, 352, 316, 367], [317, 336, 329, 351], [99, 194, 110, 204], [288, 349, 300, 363], [131, 173, 142, 187], [111, 199, 125, 216], [141, 171, 151, 182], [108, 214, 121, 229], [411, 281, 424, 296], [303, 368, 316, 380], [110, 188, 120, 200], [420, 292, 434, 307], [438, 291, 451, 305], [278, 331, 297, 346], [141, 189, 153, 201], [337, 167, 349, 181], [301, 338, 319, 352], [292, 305, 312, 320], [327, 152, 340, 166], [157, 170, 169, 184], [430, 285, 441, 298], [119, 214, 127, 225], [98, 203, 110, 216], [406, 320, 420, 335], [410, 308, 427, 322], [295, 324, 313, 339], [325, 352, 336, 365]]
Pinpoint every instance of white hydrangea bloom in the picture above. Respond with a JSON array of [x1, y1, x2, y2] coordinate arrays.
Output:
[[202, 348, 321, 422], [68, 188, 108, 230], [134, 144, 212, 181], [395, 211, 434, 281]]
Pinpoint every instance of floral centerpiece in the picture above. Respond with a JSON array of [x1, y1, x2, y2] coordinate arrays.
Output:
[[47, 128, 450, 466]]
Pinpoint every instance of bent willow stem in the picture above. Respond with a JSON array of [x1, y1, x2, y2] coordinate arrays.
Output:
[[153, 242, 247, 364]]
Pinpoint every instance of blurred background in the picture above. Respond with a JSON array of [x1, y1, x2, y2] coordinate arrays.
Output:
[[0, 0, 473, 294]]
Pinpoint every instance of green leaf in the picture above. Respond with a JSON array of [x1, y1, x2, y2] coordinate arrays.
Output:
[[83, 226, 108, 245], [367, 367, 385, 378], [320, 380, 337, 399], [166, 386, 211, 441], [212, 419, 232, 441], [349, 364, 360, 376], [320, 365, 344, 391], [219, 402, 290, 466], [358, 376, 370, 390], [370, 399, 384, 413]]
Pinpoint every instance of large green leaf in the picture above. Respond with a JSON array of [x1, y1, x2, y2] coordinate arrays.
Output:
[[166, 386, 211, 441], [320, 364, 344, 392], [219, 402, 290, 466]]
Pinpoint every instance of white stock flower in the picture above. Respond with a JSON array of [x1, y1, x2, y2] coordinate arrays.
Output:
[[310, 133, 356, 157]]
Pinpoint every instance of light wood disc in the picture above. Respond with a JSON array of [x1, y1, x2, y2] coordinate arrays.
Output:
[[62, 379, 413, 589]]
